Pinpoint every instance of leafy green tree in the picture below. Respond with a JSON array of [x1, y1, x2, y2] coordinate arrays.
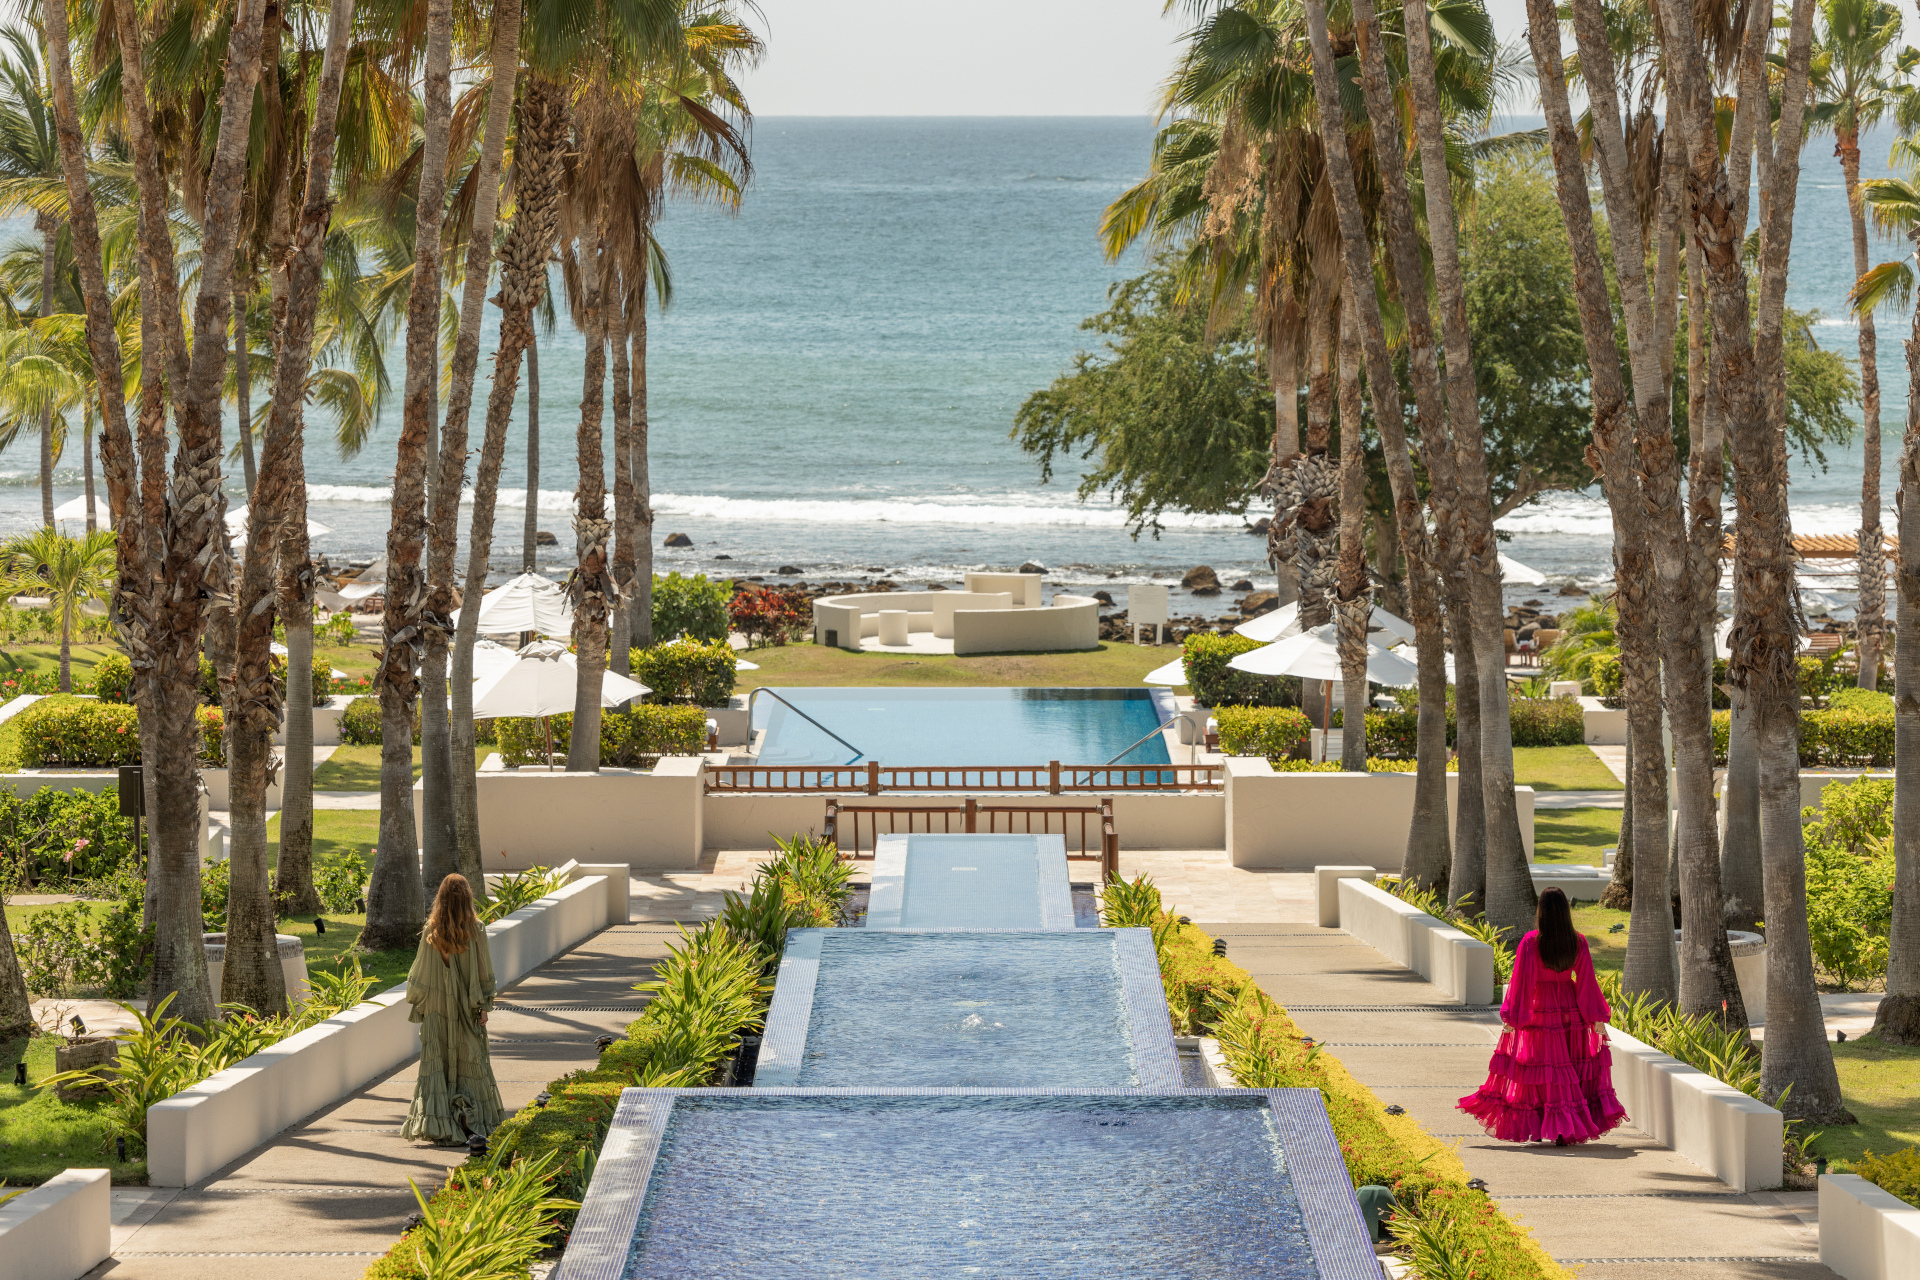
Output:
[[0, 526, 114, 692]]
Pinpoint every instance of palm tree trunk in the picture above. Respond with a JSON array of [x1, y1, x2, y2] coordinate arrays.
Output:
[[234, 283, 256, 499], [1335, 303, 1370, 775], [1723, 571, 1764, 929], [1879, 285, 1920, 1041], [1302, 0, 1449, 893], [523, 342, 541, 574], [38, 217, 56, 529], [82, 423, 96, 533], [367, 0, 454, 949], [58, 597, 70, 692], [1843, 135, 1887, 689], [608, 288, 635, 676], [567, 236, 613, 772], [440, 0, 523, 895], [631, 290, 653, 646], [1525, 0, 1674, 1000], [1448, 589, 1486, 908], [1270, 301, 1303, 607], [1605, 726, 1635, 910]]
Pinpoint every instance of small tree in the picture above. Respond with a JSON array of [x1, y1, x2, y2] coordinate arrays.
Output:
[[0, 527, 114, 691]]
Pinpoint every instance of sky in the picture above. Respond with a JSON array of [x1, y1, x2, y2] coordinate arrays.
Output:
[[737, 0, 1535, 117]]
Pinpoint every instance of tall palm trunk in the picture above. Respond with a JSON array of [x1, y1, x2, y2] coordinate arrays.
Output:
[[1841, 131, 1887, 689], [234, 284, 256, 498], [1302, 0, 1449, 896], [37, 216, 56, 528], [1447, 589, 1485, 908], [82, 423, 96, 532], [1658, 0, 1845, 1117], [1563, 0, 1740, 1021], [367, 0, 454, 949], [441, 0, 523, 894], [1881, 249, 1920, 1039], [567, 236, 613, 772], [1526, 0, 1676, 1000], [1269, 304, 1303, 607], [110, 0, 265, 1024], [1335, 304, 1370, 774], [631, 289, 653, 646], [1282, 265, 1338, 731], [608, 289, 636, 676], [523, 343, 541, 573]]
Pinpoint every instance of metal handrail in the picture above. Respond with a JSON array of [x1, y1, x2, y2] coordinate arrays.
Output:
[[1105, 716, 1175, 766], [746, 686, 863, 767]]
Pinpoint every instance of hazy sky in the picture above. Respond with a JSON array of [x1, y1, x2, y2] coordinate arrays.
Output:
[[738, 0, 1535, 116]]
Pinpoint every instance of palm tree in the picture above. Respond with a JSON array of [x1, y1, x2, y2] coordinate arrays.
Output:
[[1855, 151, 1920, 1042], [0, 527, 113, 691], [0, 25, 67, 527], [1810, 0, 1903, 692]]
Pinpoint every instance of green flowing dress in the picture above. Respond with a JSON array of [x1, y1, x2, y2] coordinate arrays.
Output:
[[400, 932, 506, 1144]]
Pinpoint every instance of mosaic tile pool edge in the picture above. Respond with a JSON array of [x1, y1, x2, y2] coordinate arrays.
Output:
[[1114, 929, 1183, 1088], [552, 1087, 1379, 1280], [751, 929, 822, 1088]]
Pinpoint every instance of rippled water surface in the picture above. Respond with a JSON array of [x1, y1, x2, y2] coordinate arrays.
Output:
[[797, 932, 1137, 1087], [625, 1094, 1318, 1279]]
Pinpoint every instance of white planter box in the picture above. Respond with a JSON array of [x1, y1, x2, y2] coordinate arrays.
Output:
[[1580, 696, 1626, 745], [147, 875, 612, 1188], [1226, 761, 1533, 869], [272, 695, 350, 748], [0, 1167, 109, 1280], [1821, 1173, 1920, 1280], [434, 759, 705, 870], [1607, 1026, 1782, 1192], [1333, 876, 1496, 1005]]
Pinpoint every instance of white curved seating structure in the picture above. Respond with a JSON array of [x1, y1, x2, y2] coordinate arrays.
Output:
[[810, 580, 1100, 655]]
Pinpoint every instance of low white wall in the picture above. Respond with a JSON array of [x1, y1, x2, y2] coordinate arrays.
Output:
[[147, 877, 612, 1188], [442, 757, 705, 870], [1607, 1026, 1782, 1193], [931, 592, 1011, 638], [1581, 697, 1626, 745], [272, 696, 349, 748], [951, 595, 1100, 656], [1820, 1174, 1920, 1280], [963, 572, 1042, 607], [704, 697, 750, 747], [702, 790, 1221, 853], [201, 768, 282, 811], [1334, 877, 1496, 1005], [1530, 866, 1613, 901], [570, 862, 632, 924], [0, 1167, 109, 1280], [1315, 864, 1374, 928], [1226, 760, 1534, 869]]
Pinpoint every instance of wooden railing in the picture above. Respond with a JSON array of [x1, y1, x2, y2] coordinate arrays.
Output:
[[822, 797, 1119, 881], [704, 759, 1219, 794]]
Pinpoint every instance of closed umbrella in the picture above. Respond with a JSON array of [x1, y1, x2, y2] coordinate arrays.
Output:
[[452, 572, 573, 637], [469, 639, 649, 766], [1234, 600, 1417, 646]]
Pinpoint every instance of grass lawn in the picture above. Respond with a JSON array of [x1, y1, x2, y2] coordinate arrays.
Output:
[[265, 808, 380, 873], [731, 639, 1183, 689], [1533, 806, 1621, 866], [0, 642, 122, 686], [1815, 1035, 1920, 1166], [0, 1034, 148, 1186], [1512, 746, 1621, 791], [277, 911, 416, 992], [312, 744, 492, 792]]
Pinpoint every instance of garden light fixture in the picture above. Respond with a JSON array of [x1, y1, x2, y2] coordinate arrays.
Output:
[[1384, 1104, 1405, 1115], [314, 917, 327, 934], [14, 1062, 24, 1086]]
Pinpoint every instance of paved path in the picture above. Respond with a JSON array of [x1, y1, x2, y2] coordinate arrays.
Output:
[[89, 899, 677, 1280], [1200, 900, 1832, 1280]]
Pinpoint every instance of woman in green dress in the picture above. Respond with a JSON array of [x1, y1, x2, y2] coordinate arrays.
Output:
[[401, 873, 506, 1144]]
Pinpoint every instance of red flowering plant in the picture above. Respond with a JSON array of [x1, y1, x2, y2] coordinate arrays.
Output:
[[726, 585, 808, 648]]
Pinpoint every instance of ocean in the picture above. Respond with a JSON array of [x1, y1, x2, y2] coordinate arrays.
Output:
[[0, 116, 1908, 617]]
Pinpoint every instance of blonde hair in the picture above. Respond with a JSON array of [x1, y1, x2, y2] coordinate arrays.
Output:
[[423, 874, 477, 958]]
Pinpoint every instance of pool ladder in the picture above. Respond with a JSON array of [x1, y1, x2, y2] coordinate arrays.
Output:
[[746, 686, 864, 766]]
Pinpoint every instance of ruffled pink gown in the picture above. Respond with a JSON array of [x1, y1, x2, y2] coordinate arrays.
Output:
[[1457, 931, 1627, 1144]]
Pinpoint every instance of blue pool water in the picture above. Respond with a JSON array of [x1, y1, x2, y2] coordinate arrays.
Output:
[[895, 835, 1064, 930], [752, 686, 1172, 767], [769, 931, 1173, 1088], [622, 1094, 1322, 1279]]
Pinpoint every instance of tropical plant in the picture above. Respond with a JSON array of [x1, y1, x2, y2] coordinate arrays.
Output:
[[651, 572, 734, 643], [478, 866, 567, 924], [398, 1152, 579, 1280], [0, 526, 112, 691], [1539, 597, 1618, 689]]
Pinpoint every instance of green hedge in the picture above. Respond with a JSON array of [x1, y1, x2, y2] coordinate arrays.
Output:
[[1709, 705, 1896, 768], [652, 571, 733, 643], [1508, 695, 1584, 747], [1182, 633, 1300, 708], [14, 698, 219, 768], [630, 638, 737, 707], [1214, 706, 1310, 759], [337, 696, 424, 747], [1858, 1146, 1920, 1208], [496, 705, 707, 767], [93, 652, 132, 703]]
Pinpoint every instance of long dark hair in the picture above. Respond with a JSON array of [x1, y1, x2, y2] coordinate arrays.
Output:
[[1535, 887, 1579, 972]]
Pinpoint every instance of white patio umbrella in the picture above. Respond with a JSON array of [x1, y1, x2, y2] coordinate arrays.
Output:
[[1142, 656, 1189, 686], [1227, 624, 1420, 687], [227, 506, 332, 545], [469, 639, 649, 765], [51, 495, 110, 529], [735, 658, 760, 671], [1498, 553, 1548, 586], [452, 572, 573, 637], [469, 638, 520, 682], [1234, 600, 1417, 645]]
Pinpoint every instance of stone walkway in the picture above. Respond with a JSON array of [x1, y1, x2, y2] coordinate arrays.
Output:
[[87, 898, 678, 1279]]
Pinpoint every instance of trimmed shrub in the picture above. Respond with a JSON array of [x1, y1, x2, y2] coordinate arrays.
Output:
[[337, 696, 420, 747], [496, 704, 707, 767], [1858, 1146, 1920, 1208], [1799, 708, 1895, 767], [652, 571, 733, 643], [1182, 633, 1300, 708], [1591, 653, 1621, 699], [1214, 706, 1310, 759], [1507, 696, 1584, 747], [630, 639, 738, 707], [1364, 707, 1422, 758], [17, 698, 142, 767], [1829, 686, 1894, 714], [728, 584, 808, 647], [93, 652, 133, 704]]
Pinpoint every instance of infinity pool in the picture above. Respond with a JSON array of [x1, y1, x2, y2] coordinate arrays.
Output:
[[556, 1090, 1378, 1280], [752, 686, 1174, 767], [754, 930, 1181, 1088]]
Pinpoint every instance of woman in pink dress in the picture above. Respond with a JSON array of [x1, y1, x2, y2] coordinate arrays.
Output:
[[1458, 887, 1626, 1145]]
